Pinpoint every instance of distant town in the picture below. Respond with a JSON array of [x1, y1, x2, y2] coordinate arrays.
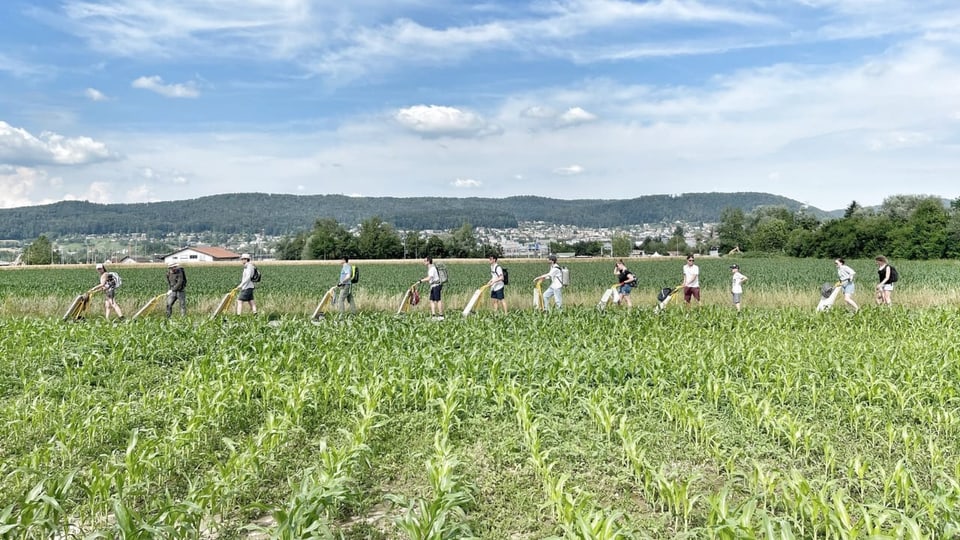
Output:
[[0, 220, 717, 266]]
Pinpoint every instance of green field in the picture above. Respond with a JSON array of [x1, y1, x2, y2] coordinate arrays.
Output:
[[1, 258, 959, 538]]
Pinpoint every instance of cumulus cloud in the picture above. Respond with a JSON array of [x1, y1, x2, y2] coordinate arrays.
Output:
[[0, 121, 116, 166], [64, 181, 111, 204], [553, 164, 585, 176], [394, 105, 500, 138], [0, 166, 43, 208], [556, 106, 598, 126], [132, 76, 200, 98], [85, 87, 108, 101], [451, 178, 482, 188]]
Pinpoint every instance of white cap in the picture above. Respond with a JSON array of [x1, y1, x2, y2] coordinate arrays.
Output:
[[96, 263, 104, 270], [240, 253, 251, 260]]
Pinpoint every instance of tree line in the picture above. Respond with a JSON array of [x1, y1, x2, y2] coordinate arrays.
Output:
[[274, 218, 502, 261], [714, 195, 960, 259]]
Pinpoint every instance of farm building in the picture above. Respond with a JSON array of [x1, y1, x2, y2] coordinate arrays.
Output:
[[163, 246, 241, 265]]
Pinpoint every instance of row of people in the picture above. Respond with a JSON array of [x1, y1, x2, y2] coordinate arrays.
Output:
[[87, 253, 898, 320]]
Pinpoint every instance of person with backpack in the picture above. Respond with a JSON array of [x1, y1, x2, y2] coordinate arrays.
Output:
[[534, 255, 564, 310], [165, 261, 187, 317], [488, 255, 507, 314], [875, 255, 897, 306], [614, 259, 636, 308], [94, 263, 124, 321], [419, 256, 444, 319], [236, 253, 258, 315], [835, 257, 859, 313], [336, 256, 357, 314]]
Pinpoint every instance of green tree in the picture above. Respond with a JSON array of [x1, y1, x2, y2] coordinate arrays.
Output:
[[425, 235, 448, 258], [611, 234, 633, 258], [356, 217, 403, 259], [304, 219, 354, 260], [403, 231, 426, 259], [717, 208, 748, 253], [890, 198, 948, 259], [23, 235, 59, 265], [276, 233, 307, 260], [447, 223, 479, 258]]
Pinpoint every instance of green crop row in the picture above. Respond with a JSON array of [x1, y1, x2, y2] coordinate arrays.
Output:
[[0, 308, 958, 538]]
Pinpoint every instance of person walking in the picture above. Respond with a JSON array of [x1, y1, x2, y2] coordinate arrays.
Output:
[[488, 255, 507, 314], [534, 255, 564, 310], [419, 256, 444, 319], [94, 263, 124, 320], [236, 253, 258, 315], [682, 255, 701, 308], [730, 264, 748, 312], [875, 256, 896, 306], [614, 259, 636, 308], [336, 256, 357, 314], [835, 258, 859, 313], [165, 261, 187, 317]]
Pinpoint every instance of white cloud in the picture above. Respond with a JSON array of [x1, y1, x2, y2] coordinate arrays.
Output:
[[451, 178, 482, 188], [0, 166, 42, 208], [556, 107, 598, 127], [64, 181, 111, 204], [521, 106, 556, 119], [131, 76, 200, 98], [553, 164, 584, 176], [85, 87, 108, 101], [0, 121, 116, 166], [394, 105, 499, 138], [867, 131, 933, 151], [126, 184, 152, 202]]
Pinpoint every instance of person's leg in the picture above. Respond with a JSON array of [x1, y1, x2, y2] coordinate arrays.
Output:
[[166, 292, 175, 318], [554, 287, 563, 309], [179, 292, 187, 315], [543, 287, 555, 310]]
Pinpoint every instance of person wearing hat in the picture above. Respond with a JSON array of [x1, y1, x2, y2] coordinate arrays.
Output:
[[534, 255, 564, 310], [730, 264, 748, 312], [237, 253, 258, 315], [94, 263, 124, 320], [165, 261, 187, 317]]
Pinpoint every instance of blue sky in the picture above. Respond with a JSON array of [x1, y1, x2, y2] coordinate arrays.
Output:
[[1, 0, 959, 211]]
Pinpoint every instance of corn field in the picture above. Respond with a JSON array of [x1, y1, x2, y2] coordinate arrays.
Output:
[[1, 291, 960, 537]]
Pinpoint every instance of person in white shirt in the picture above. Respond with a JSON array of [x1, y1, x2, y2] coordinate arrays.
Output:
[[419, 256, 444, 318], [236, 254, 258, 315], [682, 255, 701, 308], [835, 258, 859, 313], [488, 255, 507, 314], [534, 255, 564, 310], [729, 264, 748, 312]]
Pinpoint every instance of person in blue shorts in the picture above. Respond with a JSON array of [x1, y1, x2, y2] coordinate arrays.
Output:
[[614, 259, 636, 308], [488, 255, 507, 314]]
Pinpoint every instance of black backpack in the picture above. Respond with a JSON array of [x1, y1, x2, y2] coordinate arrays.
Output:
[[888, 266, 899, 283], [500, 266, 509, 286], [251, 266, 262, 283], [657, 287, 674, 302], [350, 266, 360, 284]]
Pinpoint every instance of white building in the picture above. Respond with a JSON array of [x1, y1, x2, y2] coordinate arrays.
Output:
[[163, 246, 240, 265]]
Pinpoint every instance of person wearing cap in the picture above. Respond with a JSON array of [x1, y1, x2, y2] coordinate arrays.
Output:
[[534, 255, 564, 310], [237, 254, 258, 315], [94, 263, 124, 320], [165, 261, 187, 317], [730, 264, 748, 312], [682, 255, 701, 308]]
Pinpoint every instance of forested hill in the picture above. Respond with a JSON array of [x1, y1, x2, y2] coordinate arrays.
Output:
[[0, 192, 825, 238]]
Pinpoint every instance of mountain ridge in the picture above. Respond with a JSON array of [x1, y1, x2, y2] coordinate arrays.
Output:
[[0, 192, 835, 239]]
